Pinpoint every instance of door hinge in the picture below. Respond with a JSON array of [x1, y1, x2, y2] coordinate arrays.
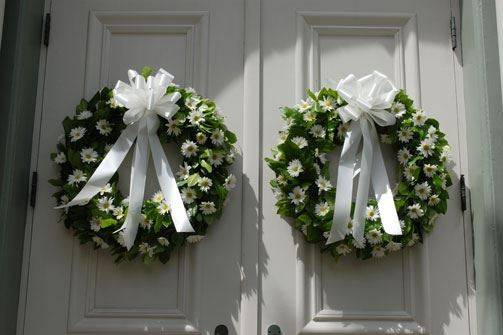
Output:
[[460, 174, 467, 211], [43, 13, 51, 47], [30, 171, 38, 207], [450, 15, 457, 51]]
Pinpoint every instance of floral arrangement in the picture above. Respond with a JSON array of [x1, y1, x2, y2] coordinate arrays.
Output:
[[50, 68, 237, 263], [266, 87, 453, 260]]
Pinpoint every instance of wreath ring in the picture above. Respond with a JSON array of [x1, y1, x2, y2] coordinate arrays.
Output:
[[50, 67, 237, 264], [266, 87, 453, 260]]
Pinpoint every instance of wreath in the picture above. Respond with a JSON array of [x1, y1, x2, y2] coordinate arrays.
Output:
[[50, 67, 237, 264], [266, 73, 452, 261]]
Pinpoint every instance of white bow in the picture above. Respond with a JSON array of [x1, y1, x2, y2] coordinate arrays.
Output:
[[56, 69, 194, 250], [326, 71, 402, 244]]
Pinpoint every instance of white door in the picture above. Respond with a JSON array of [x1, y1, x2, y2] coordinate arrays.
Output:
[[19, 0, 245, 334], [20, 0, 475, 334], [260, 0, 475, 334]]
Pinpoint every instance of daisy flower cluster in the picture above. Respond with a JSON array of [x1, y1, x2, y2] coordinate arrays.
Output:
[[266, 88, 452, 261], [50, 70, 237, 264]]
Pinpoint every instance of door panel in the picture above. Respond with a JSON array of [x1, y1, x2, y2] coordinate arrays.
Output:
[[21, 1, 244, 334], [261, 1, 473, 334]]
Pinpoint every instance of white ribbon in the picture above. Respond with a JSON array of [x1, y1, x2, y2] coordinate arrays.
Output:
[[56, 68, 194, 249], [326, 71, 402, 244]]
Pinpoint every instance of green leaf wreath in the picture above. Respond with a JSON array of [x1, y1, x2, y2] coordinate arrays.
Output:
[[50, 68, 237, 264], [266, 88, 453, 260]]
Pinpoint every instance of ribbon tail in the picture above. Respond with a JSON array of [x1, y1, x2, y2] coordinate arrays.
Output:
[[147, 118, 194, 233], [115, 119, 150, 250], [327, 122, 362, 244], [351, 118, 374, 243], [55, 123, 139, 209], [369, 123, 402, 235]]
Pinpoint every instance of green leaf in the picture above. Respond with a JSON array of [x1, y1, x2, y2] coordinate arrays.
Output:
[[187, 173, 200, 187], [225, 130, 237, 144], [100, 218, 117, 228], [201, 159, 212, 173], [141, 66, 154, 78], [62, 117, 75, 133], [67, 149, 82, 168], [48, 179, 64, 187]]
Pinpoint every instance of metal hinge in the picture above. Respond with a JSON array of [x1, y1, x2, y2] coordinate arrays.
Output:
[[450, 15, 457, 51], [30, 171, 38, 207], [460, 174, 467, 211], [43, 13, 51, 47]]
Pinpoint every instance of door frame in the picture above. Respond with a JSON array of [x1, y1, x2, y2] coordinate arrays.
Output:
[[0, 0, 499, 335]]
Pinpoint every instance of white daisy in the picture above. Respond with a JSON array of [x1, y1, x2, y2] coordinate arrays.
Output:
[[59, 195, 69, 210], [315, 202, 330, 217], [200, 201, 217, 215], [423, 164, 437, 177], [185, 97, 200, 110], [366, 205, 380, 221], [151, 191, 164, 203], [113, 207, 125, 220], [224, 174, 237, 190], [188, 109, 204, 125], [291, 136, 308, 149], [116, 233, 127, 247], [166, 119, 181, 136], [278, 131, 289, 144], [92, 236, 109, 249], [90, 217, 100, 232], [386, 241, 402, 252], [428, 194, 441, 207], [226, 151, 235, 164], [208, 151, 223, 166], [352, 238, 366, 249], [404, 164, 418, 182], [181, 140, 198, 157], [198, 177, 212, 192], [407, 203, 424, 219], [97, 197, 114, 213], [157, 201, 170, 215], [310, 124, 326, 138], [366, 229, 382, 245], [315, 148, 328, 164], [315, 176, 332, 193], [67, 169, 87, 185], [295, 99, 312, 112], [417, 138, 435, 157], [320, 97, 335, 111], [104, 143, 113, 152], [391, 102, 407, 118], [196, 132, 207, 144], [287, 159, 303, 177], [185, 86, 196, 94], [77, 110, 92, 120], [54, 152, 66, 164], [211, 129, 225, 146], [381, 134, 392, 144], [440, 146, 452, 165], [414, 182, 432, 200], [157, 237, 170, 246], [288, 186, 306, 205], [303, 110, 317, 122], [412, 110, 426, 126], [139, 242, 155, 257], [69, 127, 86, 142], [300, 224, 308, 236], [57, 134, 65, 144], [336, 244, 352, 255], [139, 215, 152, 229], [371, 245, 386, 258], [96, 119, 112, 136], [186, 235, 205, 243], [177, 162, 191, 179], [181, 188, 197, 204], [323, 231, 331, 239], [398, 127, 413, 143], [427, 125, 438, 142], [80, 148, 98, 163], [397, 148, 411, 165], [276, 175, 287, 186], [108, 96, 123, 108], [99, 183, 112, 195], [407, 233, 420, 247]]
